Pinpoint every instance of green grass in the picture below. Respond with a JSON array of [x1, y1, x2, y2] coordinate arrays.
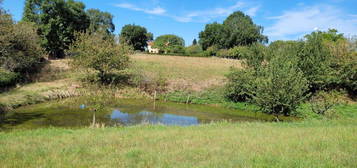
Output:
[[0, 121, 357, 167]]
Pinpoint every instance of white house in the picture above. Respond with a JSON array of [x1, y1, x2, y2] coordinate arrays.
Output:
[[147, 41, 160, 54]]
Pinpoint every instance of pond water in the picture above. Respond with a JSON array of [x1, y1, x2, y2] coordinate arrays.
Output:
[[0, 98, 278, 130]]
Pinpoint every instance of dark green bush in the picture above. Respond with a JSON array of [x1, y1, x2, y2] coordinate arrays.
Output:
[[0, 69, 18, 88], [0, 10, 44, 85], [340, 61, 357, 95]]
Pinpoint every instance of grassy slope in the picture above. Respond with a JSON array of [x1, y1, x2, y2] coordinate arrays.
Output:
[[1, 121, 357, 167], [0, 54, 240, 107], [132, 53, 241, 91]]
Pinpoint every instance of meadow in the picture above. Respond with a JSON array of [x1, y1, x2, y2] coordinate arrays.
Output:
[[1, 120, 357, 168]]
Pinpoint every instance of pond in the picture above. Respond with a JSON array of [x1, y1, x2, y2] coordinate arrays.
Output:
[[0, 98, 280, 130]]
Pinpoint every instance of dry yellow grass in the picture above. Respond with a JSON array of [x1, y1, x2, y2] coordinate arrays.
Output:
[[132, 53, 242, 91]]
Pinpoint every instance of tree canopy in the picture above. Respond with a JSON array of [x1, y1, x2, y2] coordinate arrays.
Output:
[[120, 24, 152, 51], [154, 34, 185, 54], [23, 0, 90, 58], [87, 9, 115, 34], [199, 11, 267, 50]]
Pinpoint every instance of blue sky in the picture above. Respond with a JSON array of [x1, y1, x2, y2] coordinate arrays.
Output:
[[3, 0, 357, 45]]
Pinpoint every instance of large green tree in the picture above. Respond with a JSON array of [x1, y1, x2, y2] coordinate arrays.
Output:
[[223, 11, 268, 47], [154, 34, 185, 54], [199, 11, 267, 50], [23, 0, 90, 58], [199, 22, 228, 50], [120, 24, 152, 51], [86, 9, 115, 34]]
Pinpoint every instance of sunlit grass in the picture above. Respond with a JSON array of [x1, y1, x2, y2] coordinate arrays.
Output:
[[0, 121, 356, 167], [132, 53, 242, 91]]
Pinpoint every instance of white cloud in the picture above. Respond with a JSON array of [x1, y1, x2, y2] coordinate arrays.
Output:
[[173, 2, 246, 22], [266, 5, 357, 40], [115, 3, 166, 15], [114, 1, 259, 23]]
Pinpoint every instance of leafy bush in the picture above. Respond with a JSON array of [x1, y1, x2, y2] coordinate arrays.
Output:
[[226, 43, 308, 116], [225, 68, 256, 102], [310, 91, 344, 118], [0, 69, 18, 88], [252, 54, 309, 116], [339, 61, 357, 95], [0, 10, 44, 85], [185, 45, 203, 56], [69, 32, 131, 84], [299, 31, 336, 91], [202, 46, 219, 56], [216, 45, 256, 59]]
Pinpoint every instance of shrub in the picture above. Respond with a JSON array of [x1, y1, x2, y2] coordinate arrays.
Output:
[[0, 11, 44, 84], [310, 91, 343, 118], [299, 32, 335, 91], [0, 69, 18, 88], [185, 45, 203, 56], [216, 49, 230, 58], [202, 46, 219, 56], [227, 46, 253, 59], [252, 54, 309, 116], [225, 68, 256, 102], [225, 44, 309, 116], [340, 61, 357, 95], [69, 32, 131, 84]]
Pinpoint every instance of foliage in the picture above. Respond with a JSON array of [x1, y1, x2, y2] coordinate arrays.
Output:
[[69, 32, 131, 84], [0, 9, 44, 85], [226, 42, 308, 116], [153, 34, 185, 54], [192, 39, 197, 45], [185, 45, 203, 56], [299, 31, 336, 91], [86, 9, 115, 35], [120, 24, 152, 51], [0, 69, 18, 88], [202, 46, 219, 56], [199, 22, 228, 50], [252, 54, 309, 116], [339, 60, 357, 94], [310, 91, 344, 117], [223, 11, 268, 48], [23, 0, 90, 58], [199, 11, 267, 51], [225, 68, 256, 102]]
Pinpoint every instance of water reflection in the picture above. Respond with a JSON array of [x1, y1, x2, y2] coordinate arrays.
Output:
[[1, 99, 280, 130], [111, 109, 199, 126]]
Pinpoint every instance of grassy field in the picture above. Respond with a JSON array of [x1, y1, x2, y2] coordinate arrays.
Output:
[[1, 121, 357, 167], [132, 53, 242, 91]]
